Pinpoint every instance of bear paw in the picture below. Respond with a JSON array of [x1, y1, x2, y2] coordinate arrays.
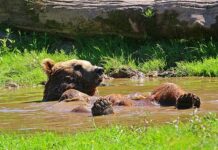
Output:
[[91, 98, 114, 116], [176, 93, 201, 109]]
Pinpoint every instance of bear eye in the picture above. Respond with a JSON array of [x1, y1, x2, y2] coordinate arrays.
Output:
[[74, 64, 82, 71], [64, 76, 74, 83]]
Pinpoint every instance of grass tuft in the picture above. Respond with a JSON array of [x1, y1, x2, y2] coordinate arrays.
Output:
[[102, 54, 137, 73], [139, 59, 166, 73], [176, 57, 218, 77]]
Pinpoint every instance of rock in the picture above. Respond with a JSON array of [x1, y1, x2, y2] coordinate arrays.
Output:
[[131, 71, 145, 79], [99, 74, 114, 86], [108, 68, 145, 79], [146, 71, 159, 77], [102, 74, 114, 80], [158, 70, 177, 77], [5, 82, 19, 89], [0, 0, 218, 38]]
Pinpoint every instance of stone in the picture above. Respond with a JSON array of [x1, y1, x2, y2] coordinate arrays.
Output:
[[0, 0, 218, 38], [158, 70, 177, 77], [5, 82, 19, 89], [108, 68, 145, 78]]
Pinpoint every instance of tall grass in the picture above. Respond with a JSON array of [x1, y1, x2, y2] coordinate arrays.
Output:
[[0, 113, 217, 150], [176, 57, 218, 77], [2, 27, 218, 65], [0, 27, 218, 86], [0, 50, 78, 86], [139, 59, 166, 73], [102, 54, 137, 73]]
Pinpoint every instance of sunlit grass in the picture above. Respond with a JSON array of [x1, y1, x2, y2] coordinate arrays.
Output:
[[176, 57, 218, 77], [139, 59, 166, 73], [0, 49, 78, 86], [102, 54, 137, 73], [0, 113, 217, 150], [1, 27, 218, 86]]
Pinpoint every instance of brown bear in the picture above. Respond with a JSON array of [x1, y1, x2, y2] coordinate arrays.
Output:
[[147, 83, 201, 109], [41, 59, 200, 116], [42, 58, 104, 101], [91, 83, 201, 116]]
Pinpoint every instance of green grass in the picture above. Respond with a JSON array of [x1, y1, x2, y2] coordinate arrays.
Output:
[[139, 59, 166, 73], [103, 54, 137, 73], [176, 57, 218, 77], [0, 50, 78, 86], [0, 113, 217, 150], [1, 27, 218, 86]]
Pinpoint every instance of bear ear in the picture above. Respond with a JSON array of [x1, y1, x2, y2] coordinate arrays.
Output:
[[42, 58, 55, 77]]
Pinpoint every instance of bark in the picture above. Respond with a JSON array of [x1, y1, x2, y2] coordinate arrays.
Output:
[[0, 0, 218, 38]]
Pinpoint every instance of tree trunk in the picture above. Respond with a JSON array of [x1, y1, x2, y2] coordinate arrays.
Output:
[[0, 0, 218, 38]]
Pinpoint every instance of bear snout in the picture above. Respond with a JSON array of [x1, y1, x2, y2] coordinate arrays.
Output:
[[95, 67, 104, 75]]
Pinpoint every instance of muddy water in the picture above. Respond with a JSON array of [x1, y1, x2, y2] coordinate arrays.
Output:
[[0, 77, 217, 132]]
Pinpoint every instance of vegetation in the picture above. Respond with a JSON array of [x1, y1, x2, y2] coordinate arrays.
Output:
[[143, 7, 155, 18], [176, 57, 218, 77], [140, 59, 166, 73], [0, 113, 217, 150], [103, 54, 137, 73], [0, 27, 218, 86], [0, 50, 77, 86]]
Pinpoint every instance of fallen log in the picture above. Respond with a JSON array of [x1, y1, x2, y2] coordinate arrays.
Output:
[[0, 0, 218, 38]]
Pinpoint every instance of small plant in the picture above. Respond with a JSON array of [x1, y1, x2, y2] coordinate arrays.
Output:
[[0, 28, 18, 57], [189, 112, 217, 138], [143, 7, 154, 18]]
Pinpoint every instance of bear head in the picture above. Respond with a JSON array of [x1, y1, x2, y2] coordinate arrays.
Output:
[[42, 58, 104, 101]]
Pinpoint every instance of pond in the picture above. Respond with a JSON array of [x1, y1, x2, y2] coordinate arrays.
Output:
[[0, 77, 217, 133]]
